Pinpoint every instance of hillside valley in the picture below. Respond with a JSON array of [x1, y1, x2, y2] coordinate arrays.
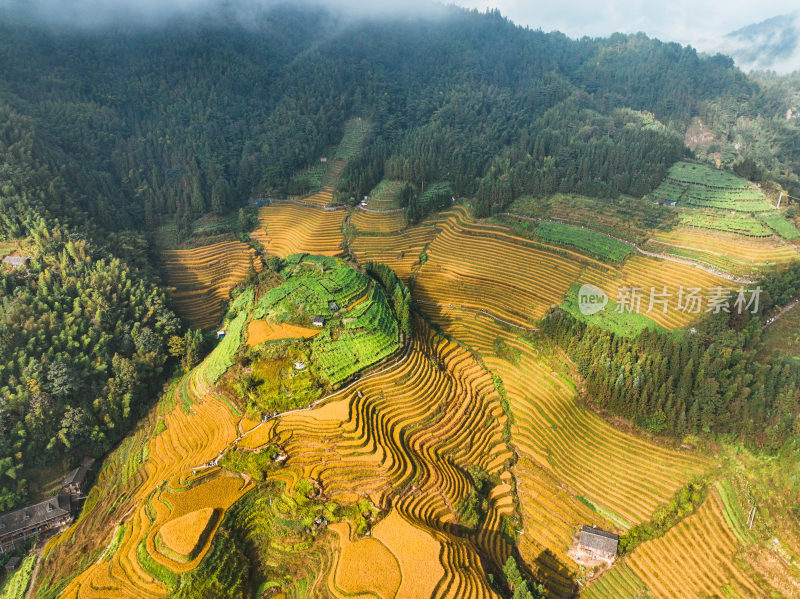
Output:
[[0, 3, 799, 599]]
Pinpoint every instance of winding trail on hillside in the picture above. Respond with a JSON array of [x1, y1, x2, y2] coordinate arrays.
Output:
[[497, 212, 758, 284], [762, 298, 800, 330], [357, 205, 407, 214], [271, 197, 347, 211]]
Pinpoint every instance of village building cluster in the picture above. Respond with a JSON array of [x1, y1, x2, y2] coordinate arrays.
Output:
[[0, 458, 94, 555]]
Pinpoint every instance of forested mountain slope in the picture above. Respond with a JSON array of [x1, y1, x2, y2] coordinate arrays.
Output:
[[0, 0, 797, 532], [1, 4, 799, 598], [0, 3, 796, 232]]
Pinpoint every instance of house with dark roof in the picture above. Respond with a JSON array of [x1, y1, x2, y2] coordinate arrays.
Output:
[[62, 457, 94, 496], [312, 316, 325, 327], [0, 495, 72, 554], [579, 525, 619, 560]]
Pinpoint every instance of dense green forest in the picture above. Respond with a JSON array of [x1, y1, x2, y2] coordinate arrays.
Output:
[[0, 103, 180, 510], [0, 5, 798, 228], [0, 2, 799, 514], [541, 264, 800, 450]]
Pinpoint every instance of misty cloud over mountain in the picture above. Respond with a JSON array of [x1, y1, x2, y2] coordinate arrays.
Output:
[[0, 0, 448, 28], [716, 12, 800, 73]]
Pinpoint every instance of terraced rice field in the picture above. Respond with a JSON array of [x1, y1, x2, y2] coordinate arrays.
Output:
[[371, 509, 447, 599], [292, 118, 368, 208], [351, 208, 406, 233], [357, 205, 722, 332], [162, 240, 261, 329], [414, 207, 595, 327], [157, 507, 215, 558], [300, 185, 337, 208], [581, 561, 649, 599], [679, 211, 773, 236], [329, 521, 402, 598], [236, 420, 275, 450], [507, 194, 672, 245], [146, 474, 246, 573], [646, 228, 798, 278], [652, 161, 772, 212], [624, 491, 766, 598], [46, 325, 253, 599], [759, 213, 800, 240], [245, 320, 320, 345], [335, 119, 371, 161], [367, 180, 405, 210], [581, 254, 732, 329], [351, 217, 440, 282], [264, 316, 512, 597], [421, 309, 710, 597], [251, 203, 346, 257], [45, 199, 783, 598]]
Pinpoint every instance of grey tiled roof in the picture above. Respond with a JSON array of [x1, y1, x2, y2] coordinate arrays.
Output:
[[63, 465, 90, 487], [580, 525, 619, 556], [1, 255, 31, 267], [0, 495, 71, 537]]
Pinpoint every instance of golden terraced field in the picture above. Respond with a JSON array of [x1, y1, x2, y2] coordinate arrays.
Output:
[[424, 309, 710, 596], [645, 227, 798, 278], [39, 198, 798, 599], [583, 490, 767, 599], [350, 208, 407, 234], [162, 240, 261, 329], [39, 324, 254, 599], [251, 203, 346, 257]]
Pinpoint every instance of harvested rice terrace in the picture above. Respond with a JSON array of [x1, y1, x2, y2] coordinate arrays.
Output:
[[420, 308, 711, 597], [251, 203, 346, 257], [48, 198, 788, 599], [161, 240, 262, 329]]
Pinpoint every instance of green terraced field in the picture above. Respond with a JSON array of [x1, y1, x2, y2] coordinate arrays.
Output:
[[534, 221, 633, 262], [238, 255, 401, 388], [652, 162, 771, 213], [759, 213, 800, 240], [679, 212, 772, 236]]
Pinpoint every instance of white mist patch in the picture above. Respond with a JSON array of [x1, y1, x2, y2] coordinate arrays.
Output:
[[696, 10, 800, 74], [577, 284, 608, 316], [0, 0, 449, 29]]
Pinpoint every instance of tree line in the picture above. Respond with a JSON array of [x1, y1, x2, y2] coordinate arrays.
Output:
[[0, 101, 180, 512], [1, 4, 795, 232], [540, 264, 800, 450]]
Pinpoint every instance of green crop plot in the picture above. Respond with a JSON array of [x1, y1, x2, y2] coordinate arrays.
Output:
[[561, 284, 663, 337], [311, 282, 399, 384], [651, 162, 771, 212], [534, 221, 633, 262], [334, 119, 371, 162], [679, 212, 772, 236], [366, 179, 405, 210], [759, 214, 800, 240], [218, 255, 403, 412], [0, 555, 36, 599]]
